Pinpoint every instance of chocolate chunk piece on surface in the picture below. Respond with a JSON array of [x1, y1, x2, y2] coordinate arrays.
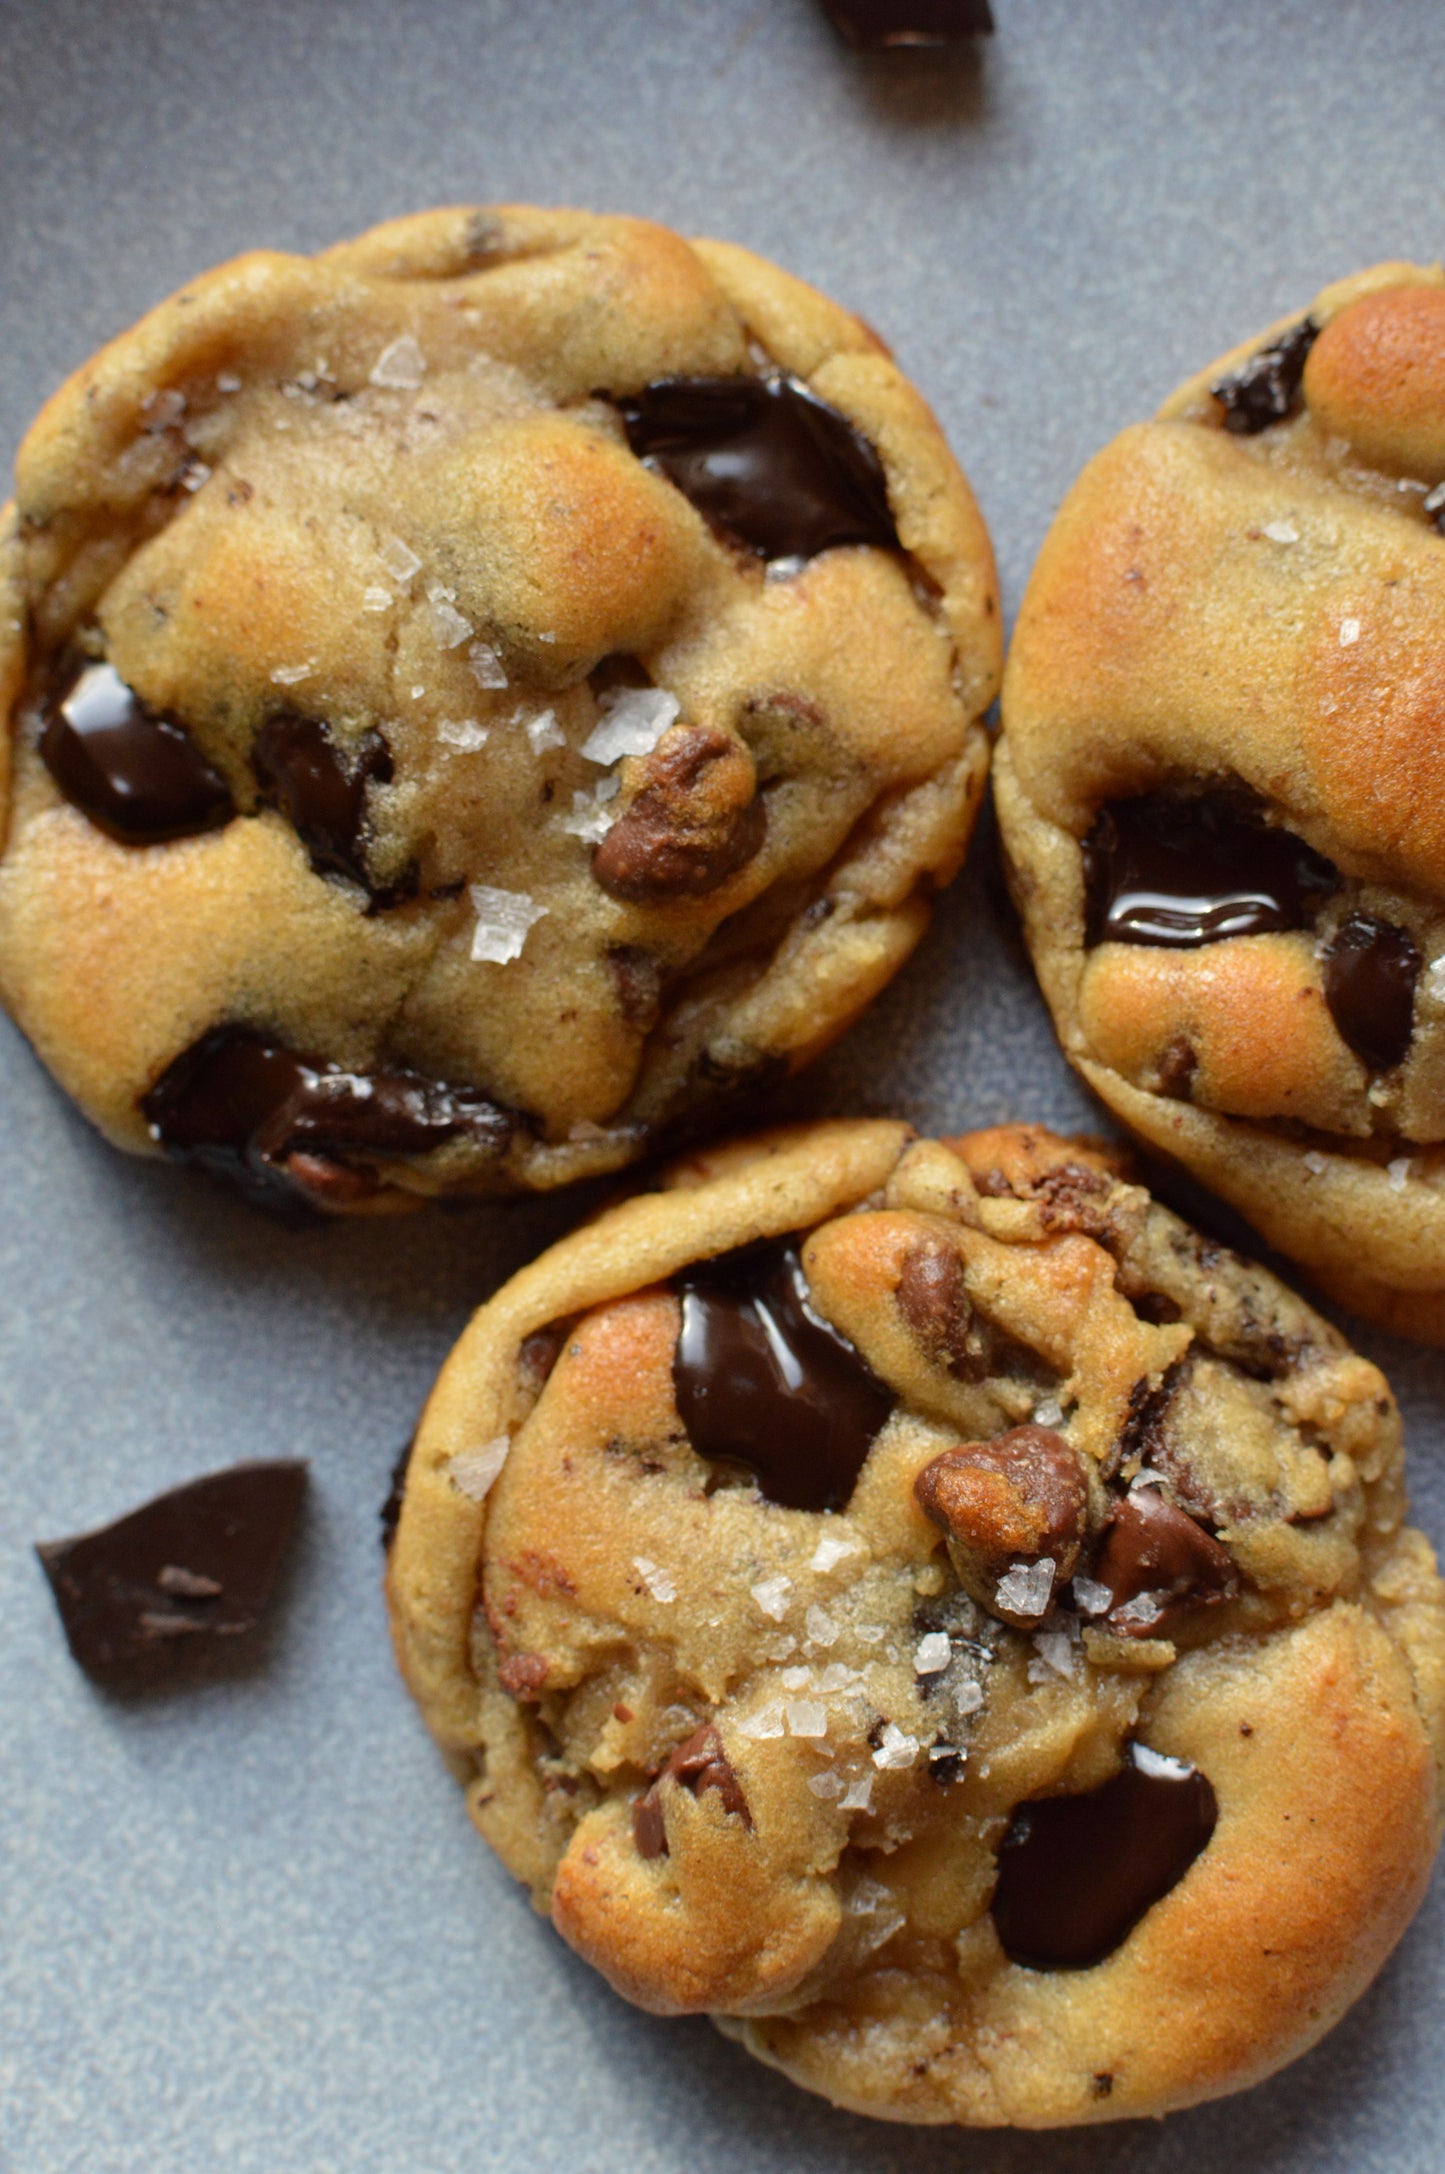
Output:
[[39, 660, 234, 845], [37, 1461, 306, 1677], [915, 1426, 1087, 1622]]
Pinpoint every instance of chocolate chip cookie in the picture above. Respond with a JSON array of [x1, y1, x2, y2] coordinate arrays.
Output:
[[385, 1119, 1445, 2126], [997, 263, 1445, 1340], [0, 206, 999, 1211]]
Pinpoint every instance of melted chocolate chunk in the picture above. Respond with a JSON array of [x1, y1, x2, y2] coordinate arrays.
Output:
[[40, 660, 234, 845], [1083, 795, 1338, 948], [253, 712, 392, 889], [991, 1742, 1217, 1969], [896, 1239, 983, 1378], [673, 1238, 893, 1512], [619, 375, 898, 562], [1211, 317, 1318, 436], [36, 1461, 306, 1677], [1094, 1487, 1238, 1637], [822, 0, 994, 41], [593, 724, 766, 902], [633, 1723, 752, 1860], [1322, 912, 1422, 1071], [142, 1025, 511, 1210]]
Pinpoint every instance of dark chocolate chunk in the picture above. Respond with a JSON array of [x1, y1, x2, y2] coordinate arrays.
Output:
[[593, 724, 766, 902], [1322, 912, 1422, 1071], [915, 1427, 1088, 1618], [619, 374, 899, 562], [253, 712, 392, 890], [822, 0, 994, 43], [1082, 795, 1338, 948], [1211, 317, 1318, 436], [674, 1238, 893, 1512], [379, 1440, 414, 1553], [633, 1723, 751, 1860], [142, 1025, 512, 1210], [1094, 1487, 1238, 1637], [36, 1461, 306, 1677], [991, 1741, 1217, 1969], [39, 660, 234, 845]]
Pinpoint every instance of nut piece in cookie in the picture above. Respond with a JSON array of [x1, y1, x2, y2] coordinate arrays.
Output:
[[386, 1118, 1445, 2128], [998, 262, 1445, 1341], [0, 206, 1000, 1213]]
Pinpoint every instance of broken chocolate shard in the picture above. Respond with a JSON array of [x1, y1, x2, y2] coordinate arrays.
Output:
[[36, 1461, 306, 1677], [40, 660, 235, 845], [674, 1238, 893, 1512], [142, 1025, 513, 1211], [1094, 1486, 1238, 1637], [1082, 795, 1338, 948], [915, 1427, 1089, 1613], [822, 0, 994, 44], [991, 1742, 1217, 1969], [1211, 316, 1318, 435], [633, 1724, 752, 1859], [253, 712, 392, 891], [619, 374, 899, 562], [1322, 912, 1421, 1072]]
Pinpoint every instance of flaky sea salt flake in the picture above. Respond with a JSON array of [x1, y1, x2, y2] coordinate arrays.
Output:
[[370, 334, 427, 390], [839, 1774, 873, 1811], [786, 1699, 828, 1739], [1388, 1157, 1413, 1192], [994, 1557, 1056, 1619], [1032, 1628, 1077, 1681], [380, 536, 423, 586], [468, 641, 508, 690], [580, 687, 680, 766], [362, 586, 393, 614], [270, 661, 314, 686], [438, 717, 490, 752], [808, 1771, 844, 1799], [1032, 1397, 1065, 1428], [468, 885, 547, 965], [805, 1604, 840, 1649], [1071, 1575, 1113, 1617], [751, 1573, 793, 1621], [215, 370, 243, 394], [1303, 1150, 1328, 1177], [427, 586, 472, 649], [1263, 519, 1299, 544], [525, 708, 566, 754], [736, 1703, 786, 1740], [871, 1722, 919, 1771], [632, 1556, 676, 1604], [1339, 617, 1361, 646], [810, 1531, 862, 1574], [914, 1631, 951, 1675], [447, 1434, 510, 1502]]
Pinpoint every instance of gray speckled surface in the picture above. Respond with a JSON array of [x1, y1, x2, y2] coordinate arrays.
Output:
[[2, 2, 1444, 2167]]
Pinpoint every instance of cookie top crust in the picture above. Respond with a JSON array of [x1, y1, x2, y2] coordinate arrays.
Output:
[[0, 206, 999, 1210], [997, 264, 1445, 1338], [385, 1120, 1445, 2127]]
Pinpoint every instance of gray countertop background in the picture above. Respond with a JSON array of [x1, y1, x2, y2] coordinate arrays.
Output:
[[2, 2, 1444, 2168]]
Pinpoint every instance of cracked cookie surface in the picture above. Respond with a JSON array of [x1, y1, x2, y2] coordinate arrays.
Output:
[[997, 261, 1445, 1340], [386, 1119, 1445, 2126], [0, 205, 998, 1211]]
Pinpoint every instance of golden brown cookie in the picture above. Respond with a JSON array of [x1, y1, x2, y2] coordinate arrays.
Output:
[[385, 1119, 1445, 2126], [0, 206, 998, 1211], [997, 262, 1445, 1340]]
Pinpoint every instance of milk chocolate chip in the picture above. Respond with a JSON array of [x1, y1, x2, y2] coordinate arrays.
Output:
[[1094, 1486, 1238, 1637], [633, 1724, 751, 1859], [992, 1742, 1218, 1969], [1322, 912, 1422, 1071], [142, 1025, 511, 1210], [895, 1239, 984, 1378], [620, 374, 899, 561], [1211, 317, 1318, 435], [674, 1238, 893, 1512], [253, 712, 392, 890], [1083, 795, 1338, 947], [915, 1427, 1088, 1624], [593, 725, 765, 902], [39, 660, 234, 844], [36, 1461, 306, 1677]]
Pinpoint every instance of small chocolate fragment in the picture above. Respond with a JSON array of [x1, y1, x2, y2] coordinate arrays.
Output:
[[992, 1742, 1217, 1969], [620, 374, 898, 562], [822, 0, 994, 43], [1094, 1487, 1238, 1637], [142, 1024, 512, 1211], [253, 712, 392, 889], [674, 1238, 893, 1512], [1322, 912, 1422, 1071], [915, 1427, 1088, 1621], [40, 660, 234, 845], [633, 1724, 751, 1860], [895, 1239, 983, 1379], [379, 1440, 414, 1553], [1082, 795, 1338, 948], [36, 1461, 306, 1677], [1211, 317, 1318, 436], [593, 725, 766, 902]]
